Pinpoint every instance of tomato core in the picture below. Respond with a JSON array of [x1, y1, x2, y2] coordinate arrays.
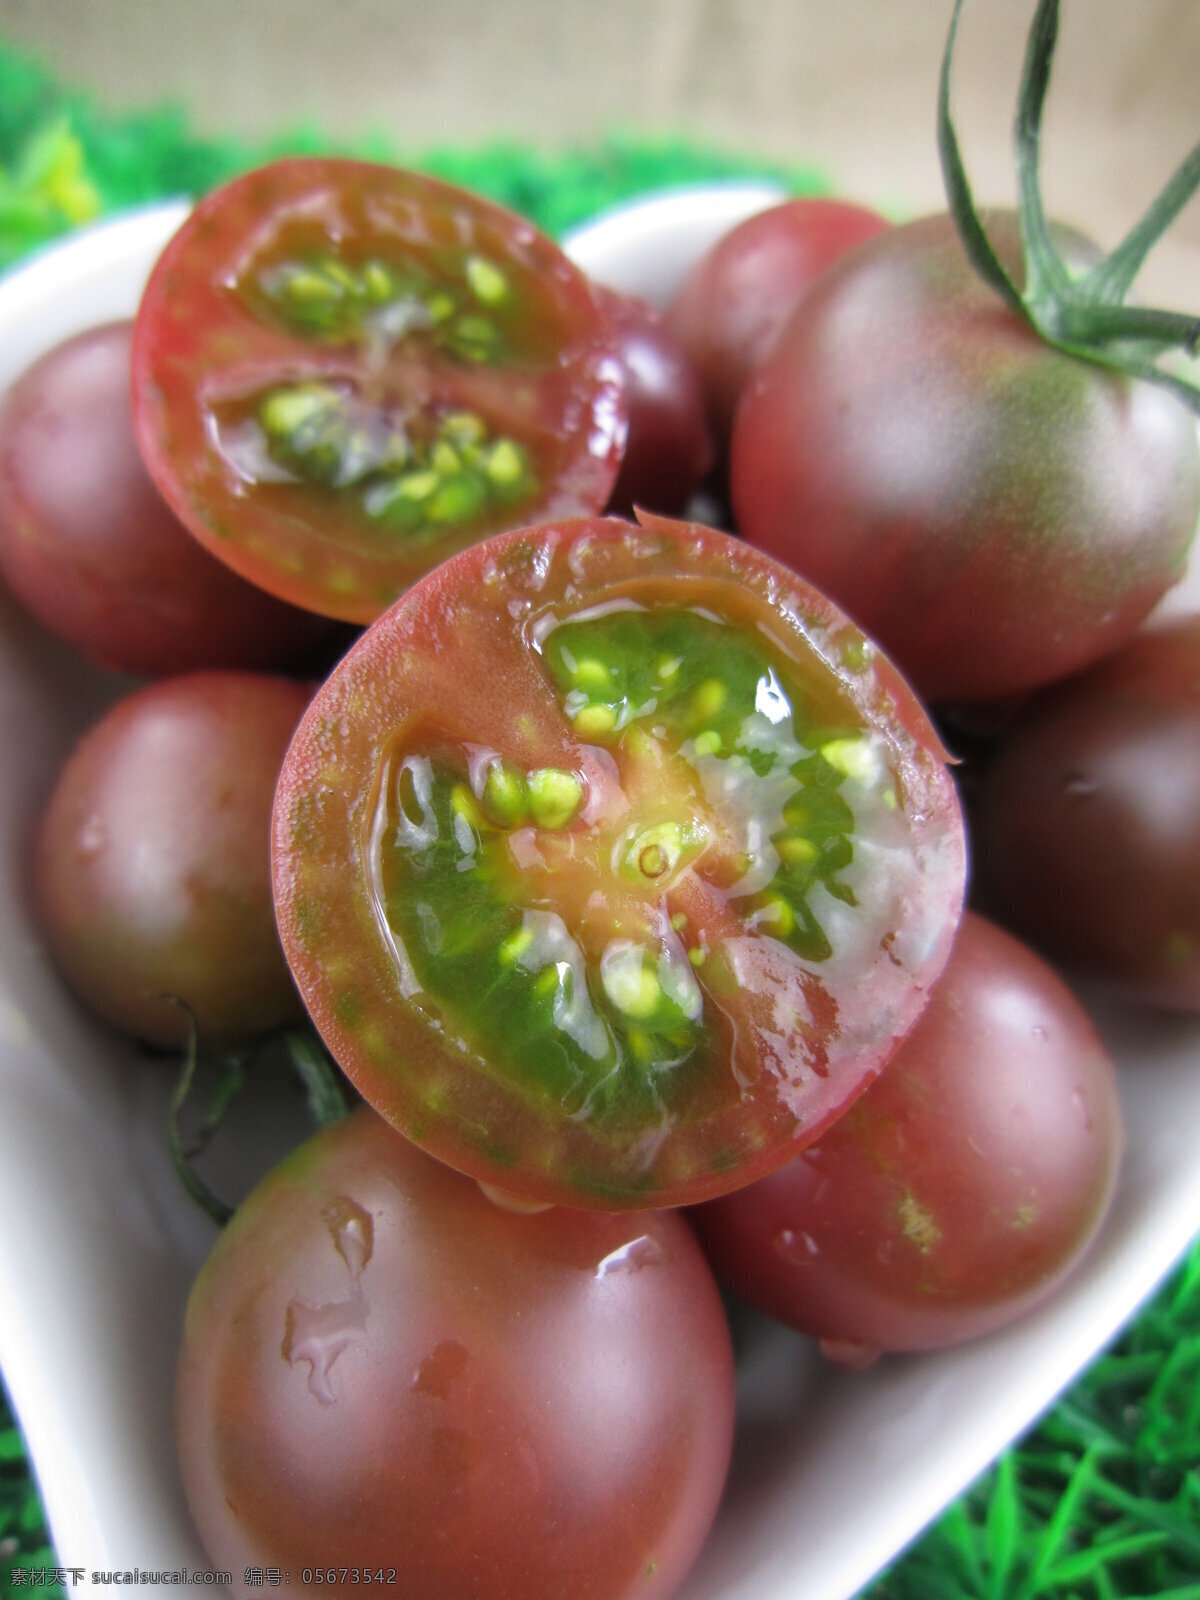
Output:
[[363, 599, 919, 1142]]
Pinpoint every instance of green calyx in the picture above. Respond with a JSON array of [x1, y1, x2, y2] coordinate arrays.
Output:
[[939, 0, 1200, 412]]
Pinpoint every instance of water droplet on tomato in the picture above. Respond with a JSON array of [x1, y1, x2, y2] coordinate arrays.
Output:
[[75, 813, 107, 863], [820, 1336, 879, 1370], [595, 1234, 666, 1278], [773, 1227, 821, 1265], [281, 1290, 367, 1405], [411, 1339, 469, 1399], [322, 1195, 374, 1277]]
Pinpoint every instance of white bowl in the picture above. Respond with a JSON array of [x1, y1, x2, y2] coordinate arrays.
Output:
[[2, 188, 1200, 1600]]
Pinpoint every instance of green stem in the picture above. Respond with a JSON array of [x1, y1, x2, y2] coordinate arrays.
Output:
[[167, 1032, 245, 1227], [1012, 0, 1071, 305], [1083, 139, 1200, 304], [1058, 299, 1200, 355], [936, 0, 1025, 318], [282, 1025, 351, 1128], [939, 0, 1200, 414]]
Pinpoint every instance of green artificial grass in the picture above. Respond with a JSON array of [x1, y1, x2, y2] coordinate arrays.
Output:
[[0, 34, 828, 265], [0, 29, 1198, 1600]]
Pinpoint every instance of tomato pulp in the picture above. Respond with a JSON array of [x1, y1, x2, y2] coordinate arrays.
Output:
[[272, 513, 967, 1207], [131, 158, 627, 624]]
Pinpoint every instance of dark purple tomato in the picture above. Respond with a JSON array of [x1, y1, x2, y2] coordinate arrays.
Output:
[[691, 912, 1123, 1359], [972, 613, 1200, 1010], [665, 196, 889, 444], [34, 670, 311, 1048], [597, 287, 714, 516], [729, 211, 1200, 704], [0, 321, 330, 677], [131, 159, 627, 625], [272, 512, 966, 1210], [176, 1105, 736, 1600]]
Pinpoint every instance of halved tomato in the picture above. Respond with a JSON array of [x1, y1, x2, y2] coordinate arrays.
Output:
[[272, 513, 966, 1207], [131, 158, 627, 624]]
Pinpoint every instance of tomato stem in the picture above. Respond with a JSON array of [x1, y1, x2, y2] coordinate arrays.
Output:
[[167, 1021, 348, 1228], [936, 0, 1024, 321], [1082, 140, 1200, 305], [167, 1025, 245, 1228], [1011, 0, 1070, 308], [939, 0, 1200, 412], [282, 1026, 351, 1129]]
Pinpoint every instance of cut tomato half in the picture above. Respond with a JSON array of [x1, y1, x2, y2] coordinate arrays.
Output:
[[132, 158, 627, 624], [272, 513, 966, 1207]]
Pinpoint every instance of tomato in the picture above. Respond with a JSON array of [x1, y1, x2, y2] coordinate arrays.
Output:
[[598, 287, 713, 516], [0, 321, 331, 677], [131, 158, 627, 626], [176, 1105, 735, 1600], [970, 613, 1200, 1011], [691, 912, 1123, 1359], [664, 196, 889, 445], [729, 211, 1200, 704], [272, 511, 966, 1209], [35, 670, 311, 1048]]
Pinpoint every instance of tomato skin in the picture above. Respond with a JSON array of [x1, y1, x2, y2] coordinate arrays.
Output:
[[0, 322, 330, 677], [131, 158, 627, 625], [971, 614, 1200, 1010], [272, 511, 966, 1210], [729, 211, 1200, 705], [34, 670, 311, 1048], [176, 1106, 735, 1600], [691, 913, 1122, 1358], [665, 196, 889, 443], [598, 288, 714, 516]]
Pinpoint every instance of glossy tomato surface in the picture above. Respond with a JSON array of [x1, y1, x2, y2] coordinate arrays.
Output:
[[0, 321, 330, 676], [177, 1106, 735, 1600], [35, 670, 310, 1047], [692, 913, 1123, 1357], [972, 614, 1200, 1010], [598, 287, 713, 516], [272, 512, 966, 1209], [665, 195, 889, 443], [730, 211, 1200, 704], [131, 158, 627, 625]]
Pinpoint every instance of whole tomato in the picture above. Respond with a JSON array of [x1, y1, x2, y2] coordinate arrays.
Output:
[[34, 670, 311, 1047], [665, 195, 889, 445], [971, 613, 1200, 1010], [598, 287, 713, 515], [0, 322, 330, 677], [177, 1106, 735, 1600], [730, 211, 1200, 704], [691, 913, 1123, 1359]]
